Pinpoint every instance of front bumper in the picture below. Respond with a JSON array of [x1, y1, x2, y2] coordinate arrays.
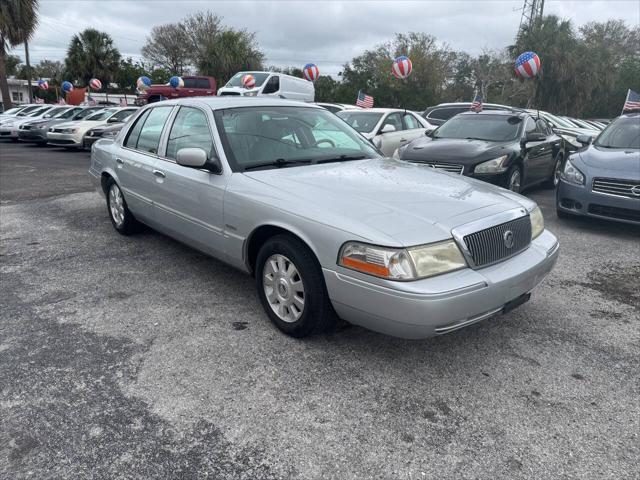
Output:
[[83, 135, 101, 149], [18, 129, 48, 143], [47, 131, 83, 148], [557, 179, 640, 225], [324, 230, 559, 339], [0, 126, 18, 139]]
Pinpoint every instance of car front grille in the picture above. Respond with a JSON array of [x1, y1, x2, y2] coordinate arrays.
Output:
[[588, 204, 640, 222], [219, 92, 241, 96], [463, 216, 531, 268], [422, 163, 464, 174], [592, 178, 640, 200]]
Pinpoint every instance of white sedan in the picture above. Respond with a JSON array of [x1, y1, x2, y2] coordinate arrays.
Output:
[[47, 107, 138, 149], [0, 105, 58, 139], [337, 108, 434, 156]]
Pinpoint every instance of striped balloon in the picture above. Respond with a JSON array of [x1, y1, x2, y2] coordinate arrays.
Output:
[[61, 81, 74, 93], [241, 74, 256, 88], [303, 63, 320, 82], [169, 76, 184, 89], [392, 56, 412, 79], [37, 79, 49, 90], [89, 78, 102, 90], [136, 76, 151, 91], [514, 51, 541, 78]]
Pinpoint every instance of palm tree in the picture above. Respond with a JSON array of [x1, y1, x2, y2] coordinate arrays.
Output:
[[64, 28, 121, 87], [0, 0, 39, 110], [198, 29, 264, 83]]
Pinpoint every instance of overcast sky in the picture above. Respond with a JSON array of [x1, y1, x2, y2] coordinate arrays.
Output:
[[10, 0, 640, 76]]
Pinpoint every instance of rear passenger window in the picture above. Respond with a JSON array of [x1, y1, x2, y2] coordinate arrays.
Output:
[[124, 110, 150, 149], [403, 113, 421, 129], [196, 79, 210, 89], [183, 78, 198, 89], [165, 107, 214, 160]]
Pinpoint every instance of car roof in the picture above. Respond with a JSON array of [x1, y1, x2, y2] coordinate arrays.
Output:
[[153, 97, 321, 110], [338, 107, 410, 114], [458, 110, 529, 118], [428, 102, 512, 109]]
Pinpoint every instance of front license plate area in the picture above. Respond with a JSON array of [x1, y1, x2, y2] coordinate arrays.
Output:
[[502, 292, 531, 314]]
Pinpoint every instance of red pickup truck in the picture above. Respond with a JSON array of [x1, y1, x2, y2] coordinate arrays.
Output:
[[136, 76, 217, 105]]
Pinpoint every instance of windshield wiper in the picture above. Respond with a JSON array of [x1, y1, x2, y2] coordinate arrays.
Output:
[[243, 158, 313, 171], [315, 154, 367, 164], [464, 137, 488, 141]]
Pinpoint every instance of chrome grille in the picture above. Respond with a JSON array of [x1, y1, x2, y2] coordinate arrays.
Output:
[[592, 178, 640, 200], [423, 162, 464, 174], [463, 216, 531, 268]]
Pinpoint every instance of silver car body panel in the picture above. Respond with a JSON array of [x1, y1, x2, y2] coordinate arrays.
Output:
[[90, 97, 558, 338]]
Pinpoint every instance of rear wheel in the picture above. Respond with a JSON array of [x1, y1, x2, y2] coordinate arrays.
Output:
[[106, 179, 141, 235], [544, 153, 563, 188], [256, 235, 336, 337], [504, 165, 522, 193]]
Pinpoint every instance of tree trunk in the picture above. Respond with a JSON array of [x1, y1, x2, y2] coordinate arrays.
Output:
[[25, 42, 33, 103], [0, 44, 12, 110]]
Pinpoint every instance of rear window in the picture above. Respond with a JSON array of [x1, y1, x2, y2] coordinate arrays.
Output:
[[183, 78, 198, 89], [434, 114, 522, 142], [428, 107, 465, 121], [196, 78, 210, 89]]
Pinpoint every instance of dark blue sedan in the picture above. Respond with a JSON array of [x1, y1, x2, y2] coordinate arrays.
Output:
[[556, 113, 640, 224]]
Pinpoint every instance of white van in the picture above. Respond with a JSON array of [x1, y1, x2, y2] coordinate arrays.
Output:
[[218, 71, 314, 102]]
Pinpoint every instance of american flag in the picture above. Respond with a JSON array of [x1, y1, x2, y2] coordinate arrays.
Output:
[[470, 93, 483, 112], [622, 89, 640, 112], [35, 97, 45, 104], [356, 90, 374, 108], [87, 97, 97, 106]]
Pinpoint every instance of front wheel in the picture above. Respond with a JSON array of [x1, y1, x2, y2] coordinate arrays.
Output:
[[504, 165, 523, 193], [543, 154, 563, 188], [255, 235, 337, 337]]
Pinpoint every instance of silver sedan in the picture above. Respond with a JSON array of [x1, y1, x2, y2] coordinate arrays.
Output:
[[89, 98, 559, 339]]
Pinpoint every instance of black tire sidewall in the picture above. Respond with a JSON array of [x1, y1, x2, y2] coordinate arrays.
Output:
[[255, 235, 333, 337], [505, 165, 522, 193]]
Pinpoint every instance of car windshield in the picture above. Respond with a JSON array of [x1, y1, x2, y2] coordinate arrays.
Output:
[[58, 108, 80, 119], [225, 72, 270, 88], [2, 107, 23, 115], [27, 106, 52, 117], [44, 107, 70, 118], [214, 106, 381, 171], [336, 111, 384, 133], [594, 117, 640, 149], [73, 108, 102, 120], [17, 106, 42, 116], [542, 113, 575, 129], [433, 115, 522, 142], [86, 109, 117, 121]]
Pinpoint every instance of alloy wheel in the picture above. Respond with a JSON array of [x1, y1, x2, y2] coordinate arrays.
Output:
[[262, 254, 305, 323], [108, 184, 125, 227], [508, 169, 521, 192]]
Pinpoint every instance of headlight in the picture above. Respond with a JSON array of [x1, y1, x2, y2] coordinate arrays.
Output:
[[560, 158, 584, 185], [4, 122, 15, 127], [243, 91, 258, 97], [529, 206, 544, 239], [338, 240, 466, 281], [102, 130, 118, 138], [474, 155, 509, 174]]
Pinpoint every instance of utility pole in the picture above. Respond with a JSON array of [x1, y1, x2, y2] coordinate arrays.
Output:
[[25, 41, 33, 103]]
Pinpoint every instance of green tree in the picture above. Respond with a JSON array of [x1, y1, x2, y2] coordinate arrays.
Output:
[[113, 57, 146, 91], [141, 23, 191, 75], [64, 28, 121, 87], [5, 54, 21, 76], [0, 0, 39, 109], [35, 59, 63, 82]]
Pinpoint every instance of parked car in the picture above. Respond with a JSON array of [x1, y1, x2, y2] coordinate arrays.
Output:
[[422, 102, 513, 126], [83, 122, 127, 149], [17, 106, 81, 143], [0, 104, 42, 120], [396, 110, 565, 192], [556, 113, 640, 224], [336, 108, 434, 156], [47, 107, 137, 149], [90, 97, 558, 339], [564, 116, 603, 131], [315, 103, 360, 114], [0, 105, 57, 140], [218, 71, 314, 102], [17, 106, 104, 145], [527, 110, 599, 150], [136, 76, 217, 105]]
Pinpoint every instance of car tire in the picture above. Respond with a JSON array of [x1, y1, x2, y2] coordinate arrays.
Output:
[[504, 165, 523, 193], [543, 153, 563, 189], [105, 178, 141, 235], [255, 234, 337, 338]]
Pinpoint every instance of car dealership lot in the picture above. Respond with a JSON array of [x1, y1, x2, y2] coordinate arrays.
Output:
[[1, 143, 638, 479]]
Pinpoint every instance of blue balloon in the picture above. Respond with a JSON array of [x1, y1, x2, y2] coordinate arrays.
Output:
[[61, 81, 74, 92], [136, 76, 151, 90], [169, 76, 184, 89]]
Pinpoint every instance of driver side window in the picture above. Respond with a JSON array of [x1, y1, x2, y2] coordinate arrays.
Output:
[[262, 76, 280, 94], [381, 113, 403, 132]]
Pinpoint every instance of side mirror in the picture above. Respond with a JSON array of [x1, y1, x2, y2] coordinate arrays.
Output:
[[525, 132, 546, 143], [425, 128, 435, 137], [176, 147, 222, 173], [380, 124, 396, 134], [576, 134, 592, 145]]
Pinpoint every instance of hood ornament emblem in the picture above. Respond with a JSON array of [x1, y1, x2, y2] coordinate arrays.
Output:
[[503, 230, 515, 249]]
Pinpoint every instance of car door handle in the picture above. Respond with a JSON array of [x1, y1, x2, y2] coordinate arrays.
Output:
[[400, 138, 408, 143], [116, 158, 124, 166], [153, 169, 166, 179], [188, 90, 195, 93]]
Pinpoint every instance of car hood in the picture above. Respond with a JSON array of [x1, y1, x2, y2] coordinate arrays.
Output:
[[55, 120, 106, 130], [400, 137, 515, 164], [575, 146, 640, 177], [241, 158, 535, 246]]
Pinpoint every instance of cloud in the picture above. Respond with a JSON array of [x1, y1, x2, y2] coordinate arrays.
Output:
[[10, 0, 639, 76]]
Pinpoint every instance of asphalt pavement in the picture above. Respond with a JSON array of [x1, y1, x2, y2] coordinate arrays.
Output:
[[1, 141, 638, 479]]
